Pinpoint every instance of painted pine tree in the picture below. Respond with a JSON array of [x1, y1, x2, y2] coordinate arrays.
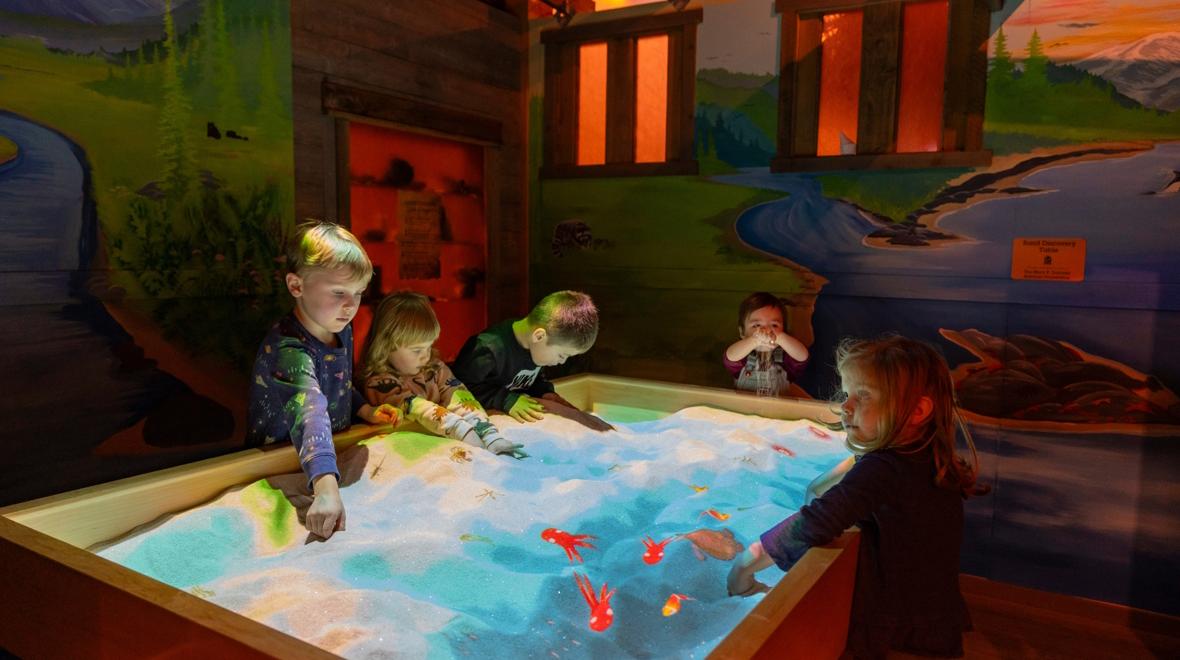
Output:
[[158, 0, 195, 200]]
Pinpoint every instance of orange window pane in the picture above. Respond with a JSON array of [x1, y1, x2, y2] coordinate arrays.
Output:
[[577, 42, 608, 166], [816, 11, 863, 157], [635, 34, 669, 163], [896, 0, 949, 153]]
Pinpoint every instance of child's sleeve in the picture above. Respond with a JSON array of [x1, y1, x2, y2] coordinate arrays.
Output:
[[451, 341, 514, 411], [525, 374, 556, 399], [363, 372, 416, 409], [722, 353, 745, 378], [272, 344, 339, 487], [759, 453, 895, 571], [779, 351, 808, 382]]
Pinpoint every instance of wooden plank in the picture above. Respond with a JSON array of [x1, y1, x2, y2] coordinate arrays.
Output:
[[322, 80, 504, 146], [962, 0, 991, 152], [293, 29, 519, 117], [295, 0, 522, 91], [541, 8, 703, 45], [540, 160, 699, 178], [665, 27, 684, 162], [772, 148, 991, 171], [775, 10, 799, 161], [857, 1, 903, 155], [334, 118, 350, 225], [678, 22, 699, 165], [543, 41, 579, 166], [0, 424, 391, 548], [791, 15, 823, 157], [605, 36, 637, 164], [0, 517, 336, 659], [942, 0, 976, 150], [711, 533, 860, 659]]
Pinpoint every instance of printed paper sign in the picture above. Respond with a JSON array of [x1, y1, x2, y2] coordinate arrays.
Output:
[[1011, 238, 1086, 282]]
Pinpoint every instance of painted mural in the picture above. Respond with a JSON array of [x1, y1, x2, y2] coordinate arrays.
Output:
[[529, 0, 1180, 613], [0, 0, 294, 505]]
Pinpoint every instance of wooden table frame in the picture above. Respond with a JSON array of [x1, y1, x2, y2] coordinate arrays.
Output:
[[0, 374, 858, 659]]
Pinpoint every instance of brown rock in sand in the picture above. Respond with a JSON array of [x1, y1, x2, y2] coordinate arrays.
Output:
[[680, 528, 744, 561]]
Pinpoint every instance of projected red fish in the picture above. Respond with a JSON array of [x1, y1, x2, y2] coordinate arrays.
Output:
[[641, 535, 676, 564], [540, 527, 597, 563], [574, 572, 616, 632], [662, 593, 695, 616]]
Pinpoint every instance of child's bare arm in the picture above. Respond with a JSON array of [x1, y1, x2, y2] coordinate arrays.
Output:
[[727, 541, 774, 597], [725, 335, 764, 362], [307, 473, 345, 539], [538, 396, 614, 431], [774, 331, 810, 362], [805, 455, 855, 505]]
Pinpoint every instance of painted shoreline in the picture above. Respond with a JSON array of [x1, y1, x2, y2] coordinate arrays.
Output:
[[860, 141, 1154, 250]]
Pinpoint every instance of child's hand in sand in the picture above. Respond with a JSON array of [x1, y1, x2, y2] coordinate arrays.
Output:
[[509, 395, 546, 423]]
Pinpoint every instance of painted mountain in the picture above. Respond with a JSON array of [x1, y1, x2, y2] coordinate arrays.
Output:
[[1074, 32, 1180, 112], [0, 0, 198, 24]]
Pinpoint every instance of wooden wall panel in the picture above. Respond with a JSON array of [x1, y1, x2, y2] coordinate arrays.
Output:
[[291, 0, 529, 320], [857, 1, 903, 154]]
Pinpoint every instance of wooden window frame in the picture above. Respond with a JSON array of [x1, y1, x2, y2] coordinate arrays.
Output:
[[540, 9, 702, 178], [773, 0, 993, 172]]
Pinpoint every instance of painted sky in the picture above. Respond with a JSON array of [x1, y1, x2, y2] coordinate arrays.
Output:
[[993, 0, 1180, 61], [553, 0, 1178, 70]]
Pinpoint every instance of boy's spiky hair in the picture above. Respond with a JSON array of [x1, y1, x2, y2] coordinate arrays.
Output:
[[527, 290, 598, 350], [287, 220, 373, 282]]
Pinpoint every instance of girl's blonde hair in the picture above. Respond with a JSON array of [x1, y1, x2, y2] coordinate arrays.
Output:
[[288, 220, 373, 282], [360, 291, 440, 379], [836, 335, 985, 497]]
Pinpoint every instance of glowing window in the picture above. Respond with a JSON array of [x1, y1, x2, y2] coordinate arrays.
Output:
[[773, 0, 992, 172], [577, 42, 608, 166], [635, 34, 669, 163], [896, 0, 949, 153], [816, 12, 863, 157], [541, 9, 702, 177]]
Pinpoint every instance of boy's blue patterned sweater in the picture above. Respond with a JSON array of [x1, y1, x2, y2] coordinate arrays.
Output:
[[247, 313, 364, 486]]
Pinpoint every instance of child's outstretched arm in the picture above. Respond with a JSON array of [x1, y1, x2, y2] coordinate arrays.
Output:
[[538, 395, 614, 432], [805, 455, 854, 505], [774, 331, 810, 363], [727, 541, 774, 597], [725, 335, 765, 362], [272, 345, 345, 539], [307, 473, 345, 539]]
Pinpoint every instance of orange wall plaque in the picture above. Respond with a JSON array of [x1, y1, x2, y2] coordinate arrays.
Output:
[[1011, 238, 1086, 281]]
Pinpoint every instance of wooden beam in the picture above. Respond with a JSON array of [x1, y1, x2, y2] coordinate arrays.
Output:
[[540, 8, 703, 45], [943, 0, 990, 151], [772, 149, 991, 171], [792, 15, 823, 157], [0, 517, 337, 659], [540, 160, 699, 178], [322, 80, 503, 146], [857, 1, 903, 154], [606, 36, 637, 164]]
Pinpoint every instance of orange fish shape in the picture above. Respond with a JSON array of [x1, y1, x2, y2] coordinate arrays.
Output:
[[574, 572, 616, 632], [808, 426, 832, 440], [641, 535, 677, 564], [662, 593, 695, 617], [699, 508, 730, 521], [689, 484, 709, 493], [541, 527, 597, 563], [771, 444, 796, 457]]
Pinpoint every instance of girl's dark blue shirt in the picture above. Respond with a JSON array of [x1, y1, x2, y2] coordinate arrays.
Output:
[[761, 445, 970, 658]]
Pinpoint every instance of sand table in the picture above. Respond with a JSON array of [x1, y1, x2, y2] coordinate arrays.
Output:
[[96, 406, 849, 659]]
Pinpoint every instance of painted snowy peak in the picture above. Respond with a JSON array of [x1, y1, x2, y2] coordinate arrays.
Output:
[[0, 0, 198, 25], [941, 329, 1180, 433], [1075, 32, 1180, 112]]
